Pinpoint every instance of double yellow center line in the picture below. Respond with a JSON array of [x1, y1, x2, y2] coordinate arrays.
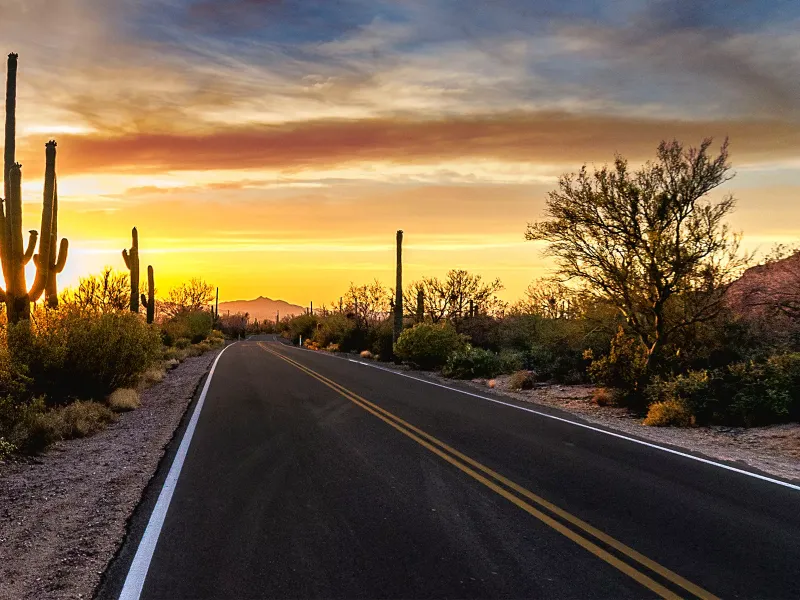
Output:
[[258, 342, 719, 600]]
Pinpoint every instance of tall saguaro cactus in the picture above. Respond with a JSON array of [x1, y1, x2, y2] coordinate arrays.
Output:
[[393, 230, 404, 346], [122, 227, 140, 313], [0, 56, 68, 323], [140, 265, 155, 324], [416, 289, 424, 323]]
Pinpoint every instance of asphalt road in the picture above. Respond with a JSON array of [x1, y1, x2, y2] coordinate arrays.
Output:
[[102, 337, 800, 599]]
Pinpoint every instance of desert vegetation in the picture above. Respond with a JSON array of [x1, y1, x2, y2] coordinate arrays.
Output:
[[278, 138, 800, 430], [0, 53, 225, 458]]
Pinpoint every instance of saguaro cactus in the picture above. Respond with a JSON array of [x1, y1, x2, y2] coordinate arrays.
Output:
[[0, 114, 67, 322], [393, 230, 403, 345], [416, 289, 424, 323], [43, 177, 67, 308], [140, 265, 155, 324], [122, 227, 140, 313]]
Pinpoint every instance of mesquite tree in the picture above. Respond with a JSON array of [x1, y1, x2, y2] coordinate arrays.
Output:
[[526, 138, 748, 373]]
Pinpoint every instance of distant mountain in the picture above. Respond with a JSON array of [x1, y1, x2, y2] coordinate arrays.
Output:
[[217, 296, 306, 322]]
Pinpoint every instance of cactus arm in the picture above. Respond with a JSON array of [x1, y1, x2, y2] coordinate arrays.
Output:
[[22, 229, 37, 263], [53, 238, 67, 272], [27, 142, 57, 303], [141, 293, 148, 306], [122, 248, 130, 268]]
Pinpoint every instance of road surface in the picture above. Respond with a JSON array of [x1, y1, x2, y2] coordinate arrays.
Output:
[[101, 337, 800, 599]]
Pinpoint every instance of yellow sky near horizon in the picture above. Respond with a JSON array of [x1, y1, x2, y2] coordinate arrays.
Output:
[[4, 1, 800, 306]]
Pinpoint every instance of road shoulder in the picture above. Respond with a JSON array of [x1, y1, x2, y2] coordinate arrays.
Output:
[[0, 349, 222, 600]]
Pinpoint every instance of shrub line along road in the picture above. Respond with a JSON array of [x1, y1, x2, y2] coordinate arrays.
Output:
[[105, 337, 800, 599]]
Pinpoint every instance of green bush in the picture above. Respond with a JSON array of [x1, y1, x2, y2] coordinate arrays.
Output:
[[0, 396, 116, 454], [394, 323, 467, 370], [286, 313, 318, 343], [499, 349, 525, 374], [643, 399, 695, 427], [646, 354, 800, 426], [442, 345, 502, 379], [162, 310, 213, 345], [7, 309, 162, 403], [587, 327, 648, 405], [367, 318, 394, 359], [313, 313, 359, 351]]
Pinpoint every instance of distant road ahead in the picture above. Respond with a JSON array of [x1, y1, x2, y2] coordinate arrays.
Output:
[[107, 338, 800, 599]]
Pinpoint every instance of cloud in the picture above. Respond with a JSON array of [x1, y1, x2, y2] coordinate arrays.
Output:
[[16, 111, 800, 178]]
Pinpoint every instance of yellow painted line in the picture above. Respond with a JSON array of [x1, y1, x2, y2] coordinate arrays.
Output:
[[261, 346, 718, 600], [259, 343, 718, 600]]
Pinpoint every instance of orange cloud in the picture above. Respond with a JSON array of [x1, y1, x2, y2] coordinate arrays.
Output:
[[16, 112, 800, 178]]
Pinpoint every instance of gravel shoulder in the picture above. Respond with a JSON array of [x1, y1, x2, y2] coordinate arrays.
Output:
[[0, 349, 221, 600]]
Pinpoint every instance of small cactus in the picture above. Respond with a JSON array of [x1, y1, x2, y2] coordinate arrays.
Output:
[[140, 265, 155, 324], [416, 289, 424, 323], [122, 227, 139, 313]]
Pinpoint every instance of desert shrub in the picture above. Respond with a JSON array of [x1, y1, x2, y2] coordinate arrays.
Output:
[[286, 313, 318, 343], [360, 350, 373, 359], [643, 399, 695, 427], [499, 350, 525, 374], [0, 396, 48, 453], [8, 309, 161, 403], [457, 315, 501, 350], [497, 314, 543, 350], [140, 365, 166, 387], [109, 388, 141, 412], [367, 318, 394, 359], [187, 341, 213, 357], [645, 355, 800, 426], [592, 388, 612, 406], [587, 327, 648, 405], [395, 323, 467, 370], [326, 343, 340, 352], [442, 346, 502, 379], [314, 313, 359, 351], [174, 337, 191, 349], [53, 401, 116, 438], [508, 370, 535, 390], [0, 436, 15, 459], [162, 347, 184, 362], [0, 397, 115, 454], [162, 310, 213, 345]]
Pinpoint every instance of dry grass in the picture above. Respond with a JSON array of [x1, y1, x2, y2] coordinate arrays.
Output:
[[643, 399, 696, 427], [165, 358, 180, 370], [508, 370, 535, 390], [592, 388, 613, 407], [139, 365, 166, 389], [108, 388, 141, 412], [360, 350, 373, 359]]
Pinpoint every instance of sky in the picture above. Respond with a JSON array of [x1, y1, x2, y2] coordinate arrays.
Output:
[[3, 0, 800, 305]]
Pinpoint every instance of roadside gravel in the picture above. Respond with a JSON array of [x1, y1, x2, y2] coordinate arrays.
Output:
[[0, 349, 221, 600]]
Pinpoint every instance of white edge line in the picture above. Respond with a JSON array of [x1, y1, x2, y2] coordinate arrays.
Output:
[[119, 343, 237, 600], [275, 342, 800, 493]]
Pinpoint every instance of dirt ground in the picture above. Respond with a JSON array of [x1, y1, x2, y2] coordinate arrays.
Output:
[[0, 349, 220, 600]]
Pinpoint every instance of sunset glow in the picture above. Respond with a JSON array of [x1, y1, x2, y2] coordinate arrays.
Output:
[[5, 1, 800, 304]]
